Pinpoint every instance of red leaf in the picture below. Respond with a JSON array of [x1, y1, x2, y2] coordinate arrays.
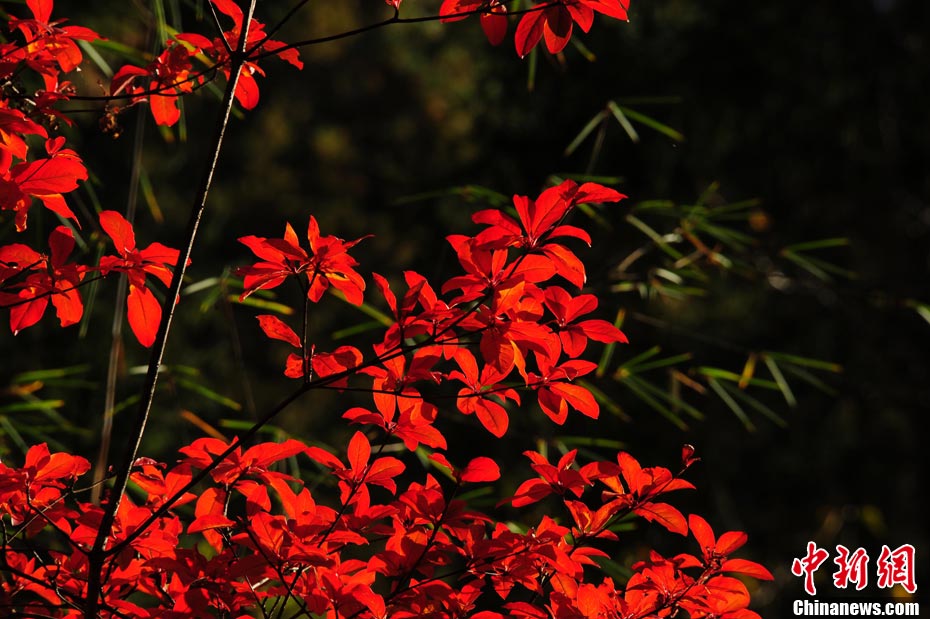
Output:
[[460, 457, 500, 483], [721, 558, 775, 580], [244, 439, 308, 469], [347, 431, 371, 476], [27, 0, 53, 23], [688, 513, 716, 552], [681, 443, 699, 467], [514, 11, 547, 58], [127, 284, 161, 347], [549, 382, 599, 419], [234, 67, 260, 110], [480, 5, 508, 46], [99, 211, 137, 253], [439, 0, 482, 22], [542, 6, 573, 54], [211, 0, 243, 23], [509, 478, 553, 507], [256, 315, 300, 348], [15, 154, 87, 196], [38, 194, 78, 225], [575, 182, 626, 205], [474, 398, 509, 437], [579, 0, 630, 21], [635, 501, 688, 535], [50, 286, 83, 328], [10, 295, 48, 335], [188, 513, 235, 534], [149, 94, 181, 127], [579, 319, 628, 344], [716, 530, 749, 555]]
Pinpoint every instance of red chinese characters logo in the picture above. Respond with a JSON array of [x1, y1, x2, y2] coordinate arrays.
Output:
[[876, 544, 917, 594], [792, 542, 918, 596], [792, 541, 831, 595], [833, 545, 869, 591]]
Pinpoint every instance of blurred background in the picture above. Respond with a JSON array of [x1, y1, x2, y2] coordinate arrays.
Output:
[[2, 0, 927, 615]]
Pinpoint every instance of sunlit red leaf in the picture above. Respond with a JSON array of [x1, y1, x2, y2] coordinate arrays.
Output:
[[99, 211, 137, 254], [26, 0, 53, 23], [634, 501, 688, 535], [256, 314, 300, 348], [514, 10, 546, 58], [460, 457, 501, 483], [127, 284, 161, 347], [721, 558, 775, 580]]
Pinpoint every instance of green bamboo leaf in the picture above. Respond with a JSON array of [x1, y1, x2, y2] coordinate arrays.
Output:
[[695, 182, 720, 208], [779, 364, 839, 396], [175, 377, 242, 411], [624, 352, 693, 375], [569, 36, 597, 62], [183, 277, 222, 296], [718, 380, 787, 428], [593, 555, 634, 581], [606, 101, 640, 143], [625, 215, 684, 260], [90, 39, 151, 64], [624, 374, 705, 421], [1, 416, 34, 454], [78, 40, 113, 76], [555, 435, 626, 450], [550, 173, 625, 185], [527, 45, 537, 92], [693, 221, 755, 250], [578, 379, 630, 422], [596, 309, 626, 378], [219, 419, 283, 435], [763, 352, 842, 373], [654, 268, 684, 285], [228, 294, 295, 315], [392, 185, 510, 207], [632, 199, 677, 213], [707, 377, 755, 431], [620, 375, 688, 430], [615, 345, 662, 375], [564, 110, 607, 156], [139, 167, 164, 223], [762, 355, 797, 407], [782, 238, 850, 252], [331, 292, 393, 327], [332, 320, 384, 340], [13, 365, 90, 383], [697, 367, 779, 390], [612, 105, 685, 142], [906, 300, 930, 326], [0, 400, 64, 414]]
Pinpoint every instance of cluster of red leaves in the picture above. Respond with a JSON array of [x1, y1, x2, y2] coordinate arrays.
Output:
[[0, 436, 771, 618], [0, 2, 774, 618], [110, 0, 303, 126], [0, 209, 183, 346], [239, 180, 628, 438], [0, 0, 97, 229], [440, 0, 631, 57]]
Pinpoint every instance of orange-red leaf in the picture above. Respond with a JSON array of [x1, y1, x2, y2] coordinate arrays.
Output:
[[460, 457, 500, 483], [256, 315, 300, 348], [127, 284, 161, 347], [635, 501, 688, 535]]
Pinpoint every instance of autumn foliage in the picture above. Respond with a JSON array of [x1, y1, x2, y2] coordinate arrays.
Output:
[[0, 1, 772, 617]]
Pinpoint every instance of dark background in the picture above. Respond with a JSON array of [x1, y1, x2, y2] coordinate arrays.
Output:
[[3, 1, 927, 616]]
